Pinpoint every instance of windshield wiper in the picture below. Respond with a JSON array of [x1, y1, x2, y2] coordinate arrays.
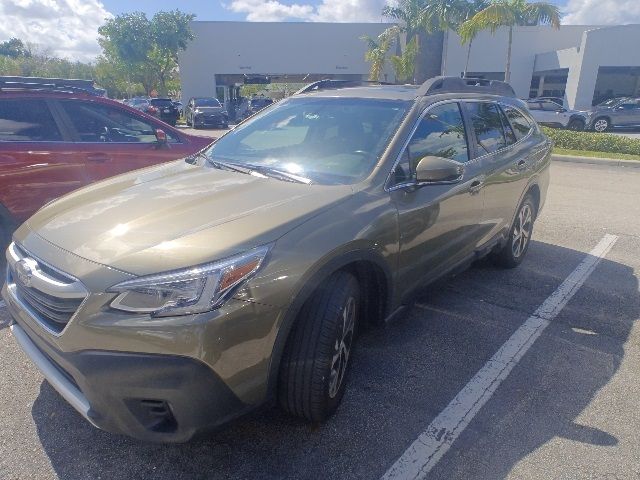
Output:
[[206, 155, 311, 184]]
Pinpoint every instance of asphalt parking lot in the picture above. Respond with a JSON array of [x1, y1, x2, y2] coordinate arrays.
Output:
[[1, 161, 639, 480]]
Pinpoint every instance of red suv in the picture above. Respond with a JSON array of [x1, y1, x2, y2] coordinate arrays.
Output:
[[0, 78, 213, 267]]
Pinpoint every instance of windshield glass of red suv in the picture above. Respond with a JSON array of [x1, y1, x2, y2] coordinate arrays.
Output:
[[204, 97, 410, 185]]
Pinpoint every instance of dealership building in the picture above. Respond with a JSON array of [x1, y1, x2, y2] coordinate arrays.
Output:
[[179, 21, 640, 110]]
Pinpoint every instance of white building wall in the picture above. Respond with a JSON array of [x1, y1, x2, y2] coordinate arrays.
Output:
[[443, 26, 593, 98], [179, 21, 396, 101], [566, 25, 640, 109]]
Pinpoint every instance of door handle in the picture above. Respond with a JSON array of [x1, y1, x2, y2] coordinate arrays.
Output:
[[87, 153, 109, 163], [469, 180, 483, 194]]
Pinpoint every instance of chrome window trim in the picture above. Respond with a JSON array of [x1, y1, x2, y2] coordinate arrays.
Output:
[[385, 98, 534, 192]]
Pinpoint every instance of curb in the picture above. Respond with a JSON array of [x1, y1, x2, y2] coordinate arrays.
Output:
[[552, 154, 640, 168]]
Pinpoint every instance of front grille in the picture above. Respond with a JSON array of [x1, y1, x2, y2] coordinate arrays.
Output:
[[7, 243, 87, 335]]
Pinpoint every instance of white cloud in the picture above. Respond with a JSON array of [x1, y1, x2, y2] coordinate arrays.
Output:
[[226, 0, 391, 22], [562, 0, 640, 25], [0, 0, 112, 62]]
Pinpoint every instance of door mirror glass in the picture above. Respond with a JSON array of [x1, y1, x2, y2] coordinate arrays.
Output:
[[415, 155, 464, 183]]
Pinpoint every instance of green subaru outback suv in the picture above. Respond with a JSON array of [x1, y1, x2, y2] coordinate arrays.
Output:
[[3, 77, 551, 442]]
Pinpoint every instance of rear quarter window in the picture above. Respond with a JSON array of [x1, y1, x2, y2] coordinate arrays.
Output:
[[0, 99, 62, 142]]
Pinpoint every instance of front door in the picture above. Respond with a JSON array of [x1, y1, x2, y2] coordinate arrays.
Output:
[[54, 99, 187, 180], [388, 101, 485, 299]]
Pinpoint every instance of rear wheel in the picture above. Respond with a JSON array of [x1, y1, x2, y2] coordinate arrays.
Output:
[[278, 271, 360, 422], [593, 117, 610, 132], [490, 195, 536, 269]]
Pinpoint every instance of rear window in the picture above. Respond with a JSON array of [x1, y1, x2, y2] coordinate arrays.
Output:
[[466, 102, 507, 155], [0, 99, 62, 142], [503, 106, 532, 140], [194, 98, 221, 107], [150, 99, 174, 107]]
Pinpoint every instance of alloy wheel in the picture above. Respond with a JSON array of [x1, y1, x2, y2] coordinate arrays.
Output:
[[328, 296, 356, 399], [512, 203, 533, 258], [594, 119, 609, 132]]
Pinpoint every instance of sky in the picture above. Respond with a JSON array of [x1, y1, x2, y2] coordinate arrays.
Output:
[[1, 0, 639, 62]]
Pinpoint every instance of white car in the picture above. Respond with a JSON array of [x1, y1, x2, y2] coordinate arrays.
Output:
[[527, 100, 589, 131]]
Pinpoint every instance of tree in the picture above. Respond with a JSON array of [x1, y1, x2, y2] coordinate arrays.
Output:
[[390, 37, 419, 83], [459, 0, 560, 82], [0, 38, 31, 58], [361, 26, 399, 82], [458, 0, 489, 77], [98, 10, 195, 95]]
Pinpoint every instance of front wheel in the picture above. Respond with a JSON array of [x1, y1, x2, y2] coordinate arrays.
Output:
[[490, 195, 536, 268], [567, 118, 585, 131], [593, 117, 610, 132], [278, 271, 360, 422]]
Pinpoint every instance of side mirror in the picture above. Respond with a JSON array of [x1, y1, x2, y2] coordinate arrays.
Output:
[[415, 156, 464, 184], [155, 128, 168, 147]]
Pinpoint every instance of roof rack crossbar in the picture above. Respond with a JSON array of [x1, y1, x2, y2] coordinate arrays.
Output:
[[0, 76, 104, 96], [294, 78, 395, 95], [416, 76, 516, 98]]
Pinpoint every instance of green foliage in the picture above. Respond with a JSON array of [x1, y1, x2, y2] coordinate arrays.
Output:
[[361, 26, 400, 82], [98, 10, 195, 95], [0, 38, 30, 59], [390, 37, 418, 83], [0, 49, 94, 79], [542, 126, 640, 156]]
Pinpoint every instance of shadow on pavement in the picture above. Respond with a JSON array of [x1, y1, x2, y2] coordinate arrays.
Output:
[[30, 240, 637, 480]]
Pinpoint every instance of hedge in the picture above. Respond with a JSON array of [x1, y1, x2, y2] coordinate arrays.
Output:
[[541, 126, 640, 156]]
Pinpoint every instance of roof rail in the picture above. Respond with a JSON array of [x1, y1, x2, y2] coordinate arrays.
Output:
[[0, 76, 106, 96], [417, 76, 516, 98], [294, 78, 395, 95]]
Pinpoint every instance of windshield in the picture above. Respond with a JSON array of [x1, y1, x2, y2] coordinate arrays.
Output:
[[195, 98, 221, 107], [202, 97, 410, 185]]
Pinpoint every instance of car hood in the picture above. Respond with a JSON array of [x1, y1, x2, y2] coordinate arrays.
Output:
[[26, 161, 352, 275]]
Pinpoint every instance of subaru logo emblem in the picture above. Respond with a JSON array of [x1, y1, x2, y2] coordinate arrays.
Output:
[[15, 259, 37, 288]]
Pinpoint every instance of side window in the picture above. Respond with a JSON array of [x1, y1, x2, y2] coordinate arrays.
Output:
[[527, 102, 542, 111], [541, 101, 562, 112], [393, 102, 469, 184], [503, 106, 532, 140], [59, 101, 177, 144], [0, 99, 62, 142], [499, 107, 517, 145], [466, 102, 506, 155]]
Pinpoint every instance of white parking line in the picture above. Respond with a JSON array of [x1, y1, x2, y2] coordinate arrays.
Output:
[[382, 234, 619, 480]]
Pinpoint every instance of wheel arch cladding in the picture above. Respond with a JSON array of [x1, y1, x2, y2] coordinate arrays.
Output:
[[266, 249, 393, 399]]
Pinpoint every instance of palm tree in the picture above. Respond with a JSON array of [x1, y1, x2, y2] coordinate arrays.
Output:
[[459, 0, 560, 82], [421, 0, 470, 75], [361, 26, 400, 82], [382, 0, 430, 83], [458, 0, 489, 77]]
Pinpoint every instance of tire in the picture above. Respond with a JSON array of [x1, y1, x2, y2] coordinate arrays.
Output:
[[593, 117, 610, 132], [278, 271, 360, 423], [490, 195, 536, 269], [567, 118, 585, 131]]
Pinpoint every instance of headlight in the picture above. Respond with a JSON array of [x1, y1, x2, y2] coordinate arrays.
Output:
[[108, 245, 270, 317]]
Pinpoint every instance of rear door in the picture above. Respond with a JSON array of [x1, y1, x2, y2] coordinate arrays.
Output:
[[0, 97, 91, 222], [53, 99, 191, 180], [389, 101, 485, 298], [613, 100, 640, 126], [464, 101, 536, 245]]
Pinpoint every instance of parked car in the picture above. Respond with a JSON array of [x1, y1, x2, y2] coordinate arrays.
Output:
[[247, 96, 274, 115], [584, 97, 640, 132], [0, 77, 213, 272], [126, 97, 150, 111], [527, 99, 589, 130], [3, 77, 551, 442], [529, 96, 564, 107], [184, 97, 229, 128], [145, 98, 180, 126]]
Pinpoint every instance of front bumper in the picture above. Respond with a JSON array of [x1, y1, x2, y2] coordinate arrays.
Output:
[[6, 315, 248, 442], [2, 234, 285, 442], [193, 115, 227, 126]]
